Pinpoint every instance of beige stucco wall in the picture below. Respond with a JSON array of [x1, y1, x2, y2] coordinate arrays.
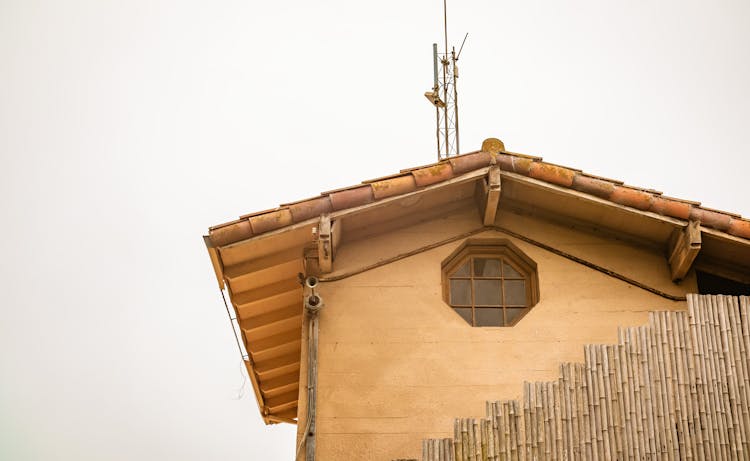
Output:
[[300, 208, 695, 460]]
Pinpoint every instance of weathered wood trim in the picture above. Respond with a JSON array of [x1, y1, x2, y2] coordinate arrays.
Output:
[[329, 167, 490, 220], [500, 171, 685, 227], [331, 219, 342, 261], [318, 215, 332, 274], [668, 220, 701, 282], [484, 167, 502, 226], [203, 235, 225, 289]]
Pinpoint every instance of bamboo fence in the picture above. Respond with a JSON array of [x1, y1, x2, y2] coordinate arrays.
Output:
[[396, 294, 750, 461]]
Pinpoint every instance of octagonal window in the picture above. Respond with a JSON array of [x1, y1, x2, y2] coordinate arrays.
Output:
[[442, 238, 539, 327]]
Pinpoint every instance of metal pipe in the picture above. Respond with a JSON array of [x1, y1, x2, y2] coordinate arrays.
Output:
[[432, 43, 439, 89]]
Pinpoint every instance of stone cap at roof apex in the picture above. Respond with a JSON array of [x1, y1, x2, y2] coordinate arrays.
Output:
[[482, 138, 505, 154]]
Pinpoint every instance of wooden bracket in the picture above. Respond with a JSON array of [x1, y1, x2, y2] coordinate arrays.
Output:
[[317, 214, 341, 274], [668, 220, 701, 282], [483, 167, 502, 225], [318, 215, 332, 273]]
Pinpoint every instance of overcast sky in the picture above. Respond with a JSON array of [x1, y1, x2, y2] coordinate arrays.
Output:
[[1, 1, 748, 460]]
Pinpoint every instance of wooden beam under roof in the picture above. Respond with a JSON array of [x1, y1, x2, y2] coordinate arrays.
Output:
[[483, 167, 502, 225], [318, 214, 333, 273], [668, 220, 701, 283]]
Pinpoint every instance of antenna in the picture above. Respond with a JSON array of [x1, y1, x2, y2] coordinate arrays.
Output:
[[424, 1, 467, 160]]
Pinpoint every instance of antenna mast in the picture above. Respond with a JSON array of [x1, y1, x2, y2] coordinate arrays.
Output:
[[424, 1, 466, 160]]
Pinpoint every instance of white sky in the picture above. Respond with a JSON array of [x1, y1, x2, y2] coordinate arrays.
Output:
[[1, 1, 748, 460]]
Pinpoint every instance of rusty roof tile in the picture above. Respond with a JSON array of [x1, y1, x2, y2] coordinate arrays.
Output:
[[619, 184, 664, 195], [209, 217, 246, 231], [328, 185, 374, 211], [209, 220, 253, 247], [448, 151, 492, 175], [411, 162, 455, 187], [288, 196, 332, 223], [529, 163, 576, 188], [571, 175, 616, 199], [541, 162, 583, 173], [361, 171, 414, 184], [502, 151, 543, 161], [399, 158, 453, 173], [248, 208, 293, 234], [610, 186, 654, 211], [699, 206, 743, 219], [370, 175, 417, 200], [659, 195, 701, 206], [240, 207, 284, 220], [578, 172, 625, 185], [690, 207, 732, 232], [510, 157, 534, 176], [650, 196, 691, 220], [728, 219, 750, 240]]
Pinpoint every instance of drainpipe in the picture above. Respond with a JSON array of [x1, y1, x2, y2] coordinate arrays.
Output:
[[303, 276, 324, 461]]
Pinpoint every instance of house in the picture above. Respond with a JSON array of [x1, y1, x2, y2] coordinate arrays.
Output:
[[203, 138, 750, 460]]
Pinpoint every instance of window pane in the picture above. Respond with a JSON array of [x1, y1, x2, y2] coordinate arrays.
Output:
[[505, 308, 526, 325], [453, 307, 473, 325], [473, 258, 501, 277], [476, 308, 503, 326], [504, 280, 526, 306], [474, 279, 502, 306], [502, 261, 522, 278], [450, 279, 471, 305], [452, 261, 470, 277]]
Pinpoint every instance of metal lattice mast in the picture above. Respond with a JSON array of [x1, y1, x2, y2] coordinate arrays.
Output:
[[424, 1, 466, 161]]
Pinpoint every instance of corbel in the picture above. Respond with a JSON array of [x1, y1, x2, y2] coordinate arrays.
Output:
[[482, 166, 502, 225], [318, 214, 341, 274], [668, 220, 701, 283]]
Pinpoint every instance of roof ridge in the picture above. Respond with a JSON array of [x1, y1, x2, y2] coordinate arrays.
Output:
[[207, 139, 750, 246]]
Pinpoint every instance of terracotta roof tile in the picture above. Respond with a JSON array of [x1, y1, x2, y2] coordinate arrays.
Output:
[[287, 196, 332, 222], [729, 219, 750, 239], [528, 162, 576, 188], [650, 196, 691, 220], [610, 186, 654, 211], [248, 208, 293, 234], [370, 174, 417, 200], [412, 162, 455, 187], [578, 172, 625, 185], [690, 207, 732, 232], [328, 185, 374, 211], [448, 151, 492, 174], [208, 138, 750, 246], [571, 175, 616, 199]]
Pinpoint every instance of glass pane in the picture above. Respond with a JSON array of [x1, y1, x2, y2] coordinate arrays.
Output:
[[450, 279, 471, 305], [473, 258, 501, 277], [504, 280, 526, 306], [474, 279, 502, 306], [453, 307, 473, 325], [502, 261, 522, 278], [476, 308, 503, 326], [452, 261, 470, 277], [505, 308, 526, 325]]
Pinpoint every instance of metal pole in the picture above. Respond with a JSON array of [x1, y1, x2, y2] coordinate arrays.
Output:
[[452, 48, 460, 155], [442, 57, 449, 158], [433, 43, 441, 161]]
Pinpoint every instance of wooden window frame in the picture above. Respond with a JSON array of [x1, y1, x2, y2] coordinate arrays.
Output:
[[441, 238, 540, 327]]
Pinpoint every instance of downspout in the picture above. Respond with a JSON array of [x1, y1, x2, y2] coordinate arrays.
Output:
[[297, 276, 324, 460]]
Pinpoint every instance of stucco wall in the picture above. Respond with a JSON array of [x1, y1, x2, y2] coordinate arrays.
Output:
[[302, 209, 695, 460]]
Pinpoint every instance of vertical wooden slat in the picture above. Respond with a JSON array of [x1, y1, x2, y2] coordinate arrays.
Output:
[[394, 297, 750, 461]]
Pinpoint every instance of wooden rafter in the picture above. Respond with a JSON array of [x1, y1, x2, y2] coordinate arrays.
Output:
[[668, 220, 701, 282]]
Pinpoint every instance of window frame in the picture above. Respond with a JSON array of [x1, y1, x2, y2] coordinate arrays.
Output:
[[441, 238, 540, 327]]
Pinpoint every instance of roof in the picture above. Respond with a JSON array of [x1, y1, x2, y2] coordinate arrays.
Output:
[[208, 140, 750, 247], [204, 138, 750, 425]]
